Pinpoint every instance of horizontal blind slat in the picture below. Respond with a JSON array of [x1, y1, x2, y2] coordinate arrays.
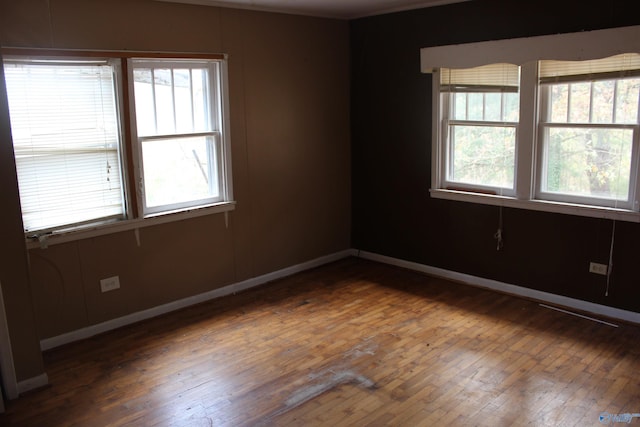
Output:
[[539, 53, 640, 83], [440, 63, 520, 92]]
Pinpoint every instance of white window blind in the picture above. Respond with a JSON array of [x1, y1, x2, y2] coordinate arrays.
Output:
[[539, 53, 640, 83], [440, 63, 520, 92], [3, 59, 125, 233]]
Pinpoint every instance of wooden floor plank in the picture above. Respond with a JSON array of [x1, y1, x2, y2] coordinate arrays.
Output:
[[1, 257, 639, 426]]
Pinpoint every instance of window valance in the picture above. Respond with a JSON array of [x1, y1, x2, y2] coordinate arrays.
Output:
[[420, 25, 640, 72]]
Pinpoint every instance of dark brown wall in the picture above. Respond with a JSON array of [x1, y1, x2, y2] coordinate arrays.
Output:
[[1, 0, 351, 381], [350, 0, 640, 312], [0, 57, 45, 382]]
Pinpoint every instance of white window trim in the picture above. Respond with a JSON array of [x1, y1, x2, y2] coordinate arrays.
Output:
[[424, 25, 640, 223], [24, 201, 236, 250]]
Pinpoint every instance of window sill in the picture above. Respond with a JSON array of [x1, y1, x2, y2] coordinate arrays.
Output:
[[25, 201, 236, 250], [429, 189, 640, 223]]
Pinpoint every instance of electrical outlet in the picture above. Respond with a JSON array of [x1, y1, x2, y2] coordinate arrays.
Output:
[[589, 262, 608, 276], [100, 276, 120, 292]]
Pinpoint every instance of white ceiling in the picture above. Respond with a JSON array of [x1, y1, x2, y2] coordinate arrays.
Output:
[[155, 0, 471, 20]]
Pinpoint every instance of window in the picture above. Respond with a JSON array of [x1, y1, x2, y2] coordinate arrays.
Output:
[[439, 64, 520, 195], [428, 47, 640, 221], [537, 55, 640, 210], [3, 51, 233, 238], [130, 59, 231, 216], [3, 58, 126, 233]]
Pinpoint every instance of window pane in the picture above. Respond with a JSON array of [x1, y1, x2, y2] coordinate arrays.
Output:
[[592, 80, 614, 123], [142, 136, 219, 208], [550, 84, 569, 123], [4, 60, 125, 232], [154, 69, 175, 134], [569, 82, 591, 123], [503, 92, 520, 122], [485, 93, 501, 121], [134, 66, 213, 136], [174, 69, 194, 133], [453, 93, 467, 120], [542, 127, 632, 200], [449, 125, 515, 188], [467, 93, 483, 120], [133, 68, 156, 136], [615, 78, 640, 124], [549, 80, 637, 125], [192, 68, 210, 132], [450, 92, 519, 122]]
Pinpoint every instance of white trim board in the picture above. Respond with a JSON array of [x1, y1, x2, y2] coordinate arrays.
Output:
[[357, 250, 640, 325], [40, 249, 357, 351], [420, 25, 640, 71], [17, 373, 48, 396]]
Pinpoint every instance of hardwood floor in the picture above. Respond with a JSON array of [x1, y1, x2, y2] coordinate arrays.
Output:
[[1, 257, 639, 426]]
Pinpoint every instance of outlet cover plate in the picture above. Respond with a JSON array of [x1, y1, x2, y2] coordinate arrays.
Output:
[[100, 276, 120, 292], [589, 262, 608, 276]]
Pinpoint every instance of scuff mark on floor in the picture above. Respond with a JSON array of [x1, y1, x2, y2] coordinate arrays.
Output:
[[253, 338, 382, 425], [342, 338, 378, 360], [267, 369, 377, 421]]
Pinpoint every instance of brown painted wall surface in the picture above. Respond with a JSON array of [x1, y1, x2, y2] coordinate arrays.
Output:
[[0, 0, 350, 381], [350, 0, 640, 313]]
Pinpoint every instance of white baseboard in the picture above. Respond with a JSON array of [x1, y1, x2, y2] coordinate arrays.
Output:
[[17, 373, 48, 395], [40, 249, 358, 351], [358, 250, 640, 325]]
